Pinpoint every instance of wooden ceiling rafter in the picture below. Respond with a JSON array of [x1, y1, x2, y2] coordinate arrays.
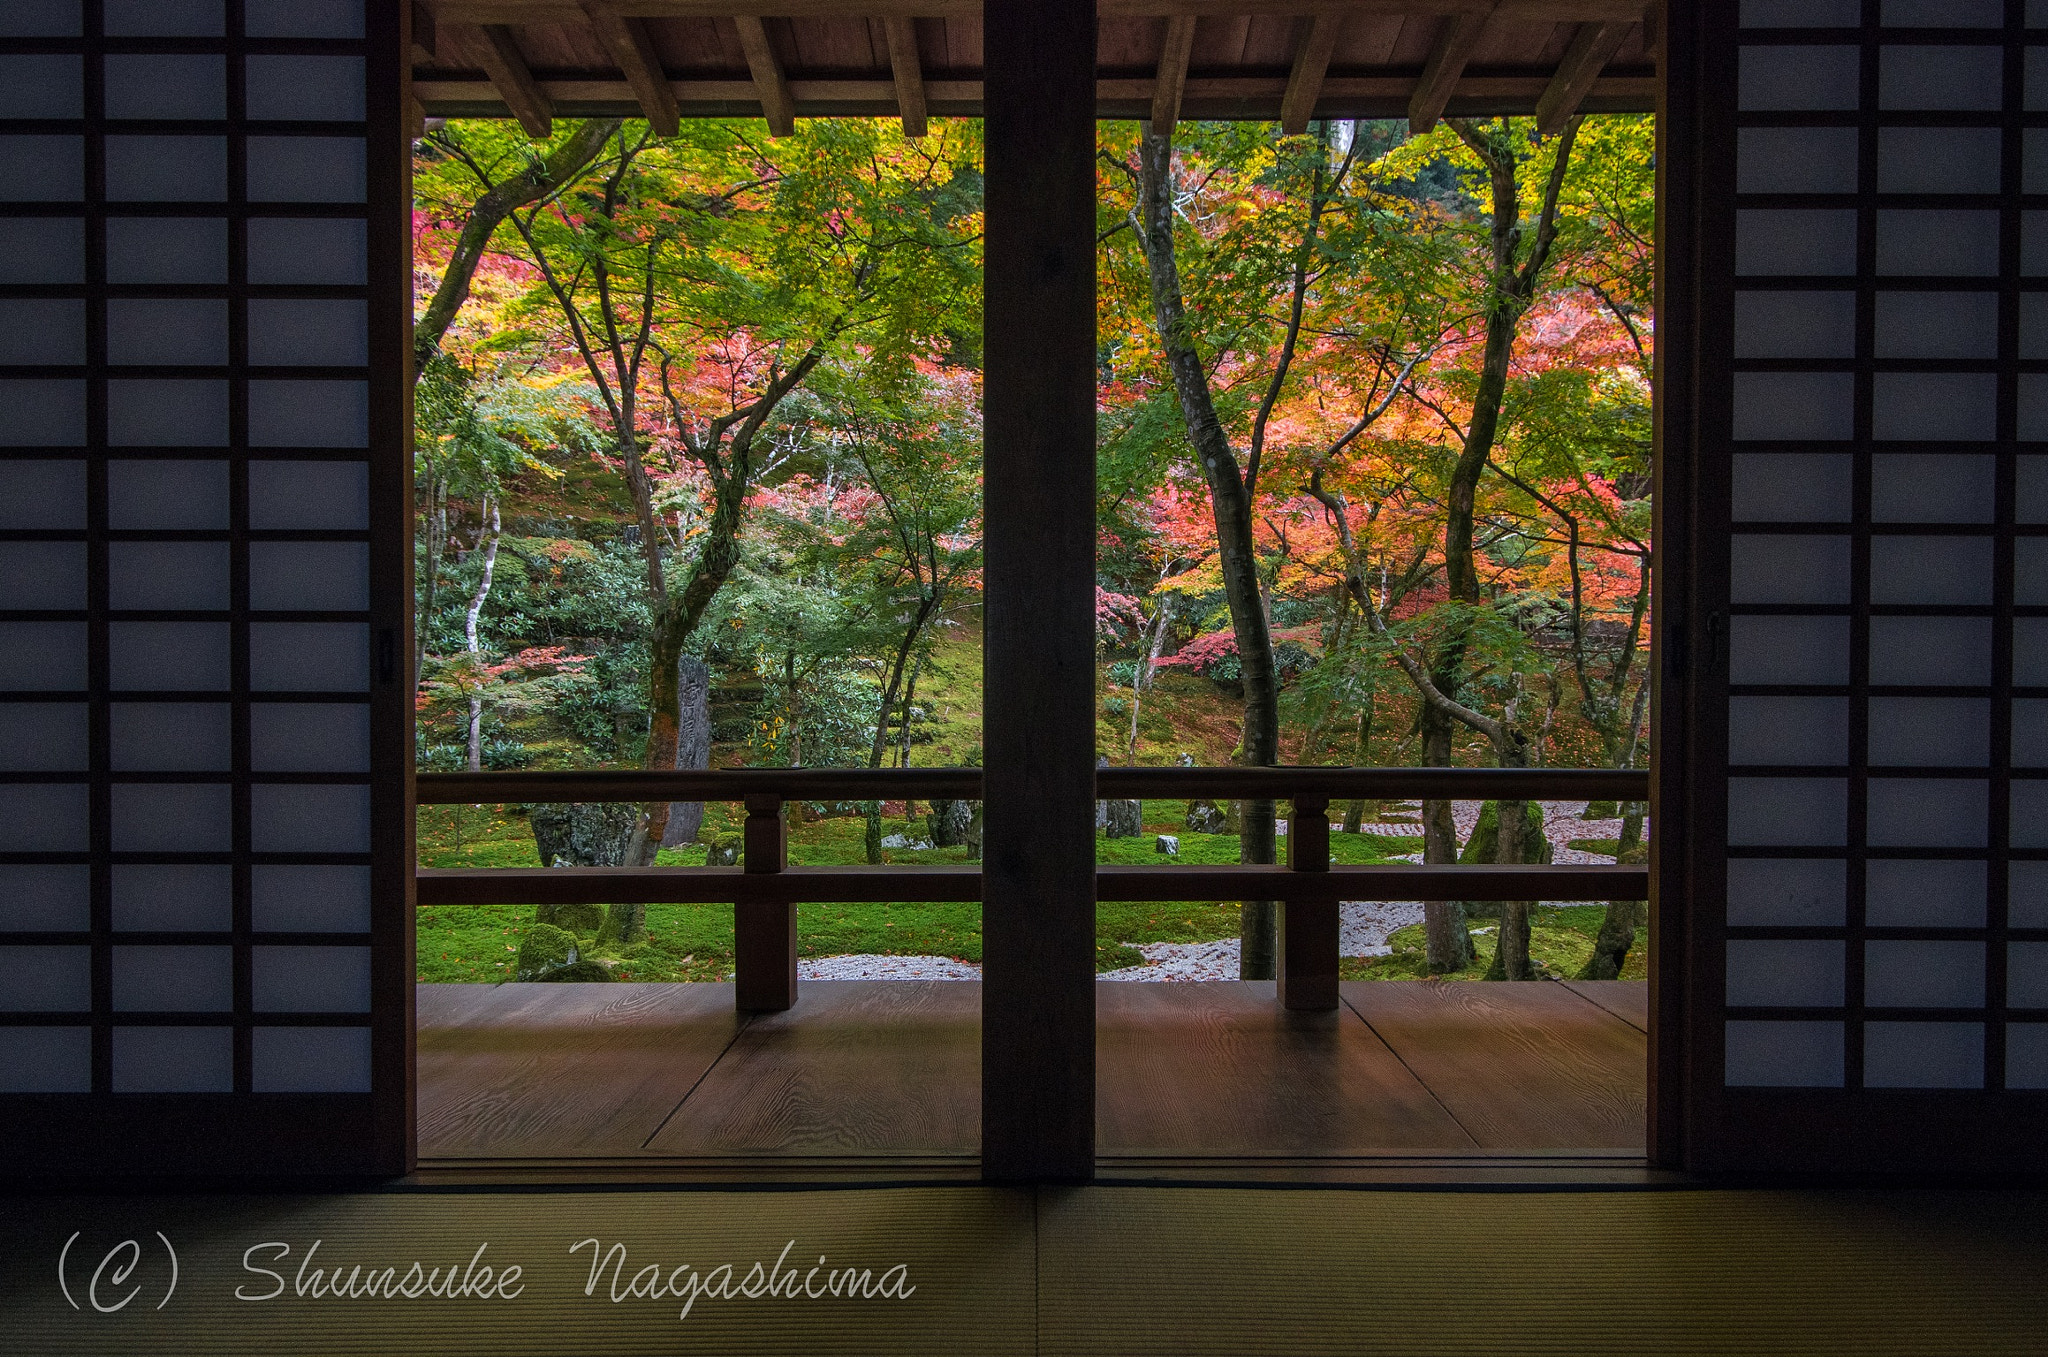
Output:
[[1279, 12, 1344, 137], [732, 14, 797, 136], [1534, 16, 1635, 133], [583, 2, 682, 135], [1150, 15, 1197, 137], [468, 22, 555, 137], [1407, 3, 1496, 133], [883, 16, 928, 137]]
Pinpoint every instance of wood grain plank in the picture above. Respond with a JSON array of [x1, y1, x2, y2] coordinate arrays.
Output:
[[1559, 978, 1649, 1033], [1096, 981, 1477, 1153], [646, 980, 981, 1155], [416, 981, 742, 1157], [1342, 980, 1645, 1149]]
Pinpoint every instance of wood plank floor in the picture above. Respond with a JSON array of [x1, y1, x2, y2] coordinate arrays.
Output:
[[416, 979, 1646, 1163]]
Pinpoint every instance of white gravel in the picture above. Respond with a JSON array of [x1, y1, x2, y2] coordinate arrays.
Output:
[[800, 801, 1644, 983]]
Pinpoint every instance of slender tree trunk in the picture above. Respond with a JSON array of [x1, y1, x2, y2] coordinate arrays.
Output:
[[1419, 701, 1476, 974], [1133, 127, 1281, 979], [462, 498, 501, 773]]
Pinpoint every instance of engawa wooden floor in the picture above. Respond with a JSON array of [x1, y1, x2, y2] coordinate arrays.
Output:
[[416, 979, 1647, 1169]]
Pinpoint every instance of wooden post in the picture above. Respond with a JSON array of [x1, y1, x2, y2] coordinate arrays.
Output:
[[981, 0, 1098, 1181], [1279, 794, 1338, 1011], [735, 792, 795, 1012]]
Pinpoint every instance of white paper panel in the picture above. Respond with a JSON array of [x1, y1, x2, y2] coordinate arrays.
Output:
[[0, 300, 86, 366], [247, 300, 369, 367], [1730, 535, 1852, 603], [1883, 0, 2002, 22], [0, 458, 85, 527], [1879, 46, 2003, 110], [251, 784, 370, 853], [104, 0, 222, 36], [0, 784, 87, 851], [103, 136, 226, 202], [1733, 291, 1857, 358], [110, 1026, 231, 1093], [110, 783, 232, 853], [107, 459, 229, 530], [1867, 696, 1990, 766], [246, 0, 364, 39], [1727, 778, 1849, 846], [1868, 535, 1994, 604], [103, 54, 225, 120], [1742, 0, 1860, 23], [246, 137, 366, 203], [1727, 858, 1846, 927], [1878, 129, 2002, 193], [107, 298, 229, 367], [106, 379, 229, 447], [2004, 941, 2048, 1008], [110, 702, 232, 772], [247, 380, 369, 447], [251, 703, 370, 773], [2011, 780, 2048, 848], [246, 56, 365, 122], [112, 945, 232, 1012], [1731, 373, 1856, 441], [0, 1028, 89, 1093], [248, 542, 370, 611], [2017, 456, 2048, 521], [2014, 617, 2048, 684], [108, 541, 231, 611], [1877, 210, 2002, 275], [1864, 1022, 1984, 1088], [1726, 1021, 1845, 1087], [1729, 614, 1852, 685], [251, 1026, 370, 1093], [0, 56, 80, 118], [0, 541, 86, 609], [1728, 695, 1849, 765], [0, 378, 85, 444], [1866, 859, 1987, 927], [109, 621, 231, 691], [1872, 372, 1997, 441], [2012, 698, 2048, 765], [0, 219, 83, 283], [1866, 778, 1989, 847], [1732, 453, 1854, 521], [2008, 1025, 2048, 1088], [252, 864, 371, 933], [0, 945, 89, 1011], [0, 621, 86, 690], [248, 460, 369, 530], [1738, 127, 1860, 193], [1727, 940, 1845, 1007], [0, 864, 89, 931], [1742, 46, 1860, 109], [246, 218, 367, 285], [0, 135, 84, 201], [1736, 210, 1859, 275], [1870, 454, 1995, 522], [0, 702, 87, 771], [249, 622, 368, 691], [2009, 859, 2048, 927], [106, 217, 227, 284], [1874, 292, 1998, 359], [253, 946, 371, 1013], [112, 863, 232, 932], [1865, 940, 1985, 1007]]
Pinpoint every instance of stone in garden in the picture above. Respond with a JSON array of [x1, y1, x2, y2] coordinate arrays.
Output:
[[541, 959, 615, 982], [514, 923, 596, 981], [1156, 834, 1179, 856], [964, 802, 984, 859], [661, 654, 713, 847], [1185, 798, 1230, 834], [530, 801, 637, 867], [881, 833, 932, 850], [928, 797, 973, 846], [1104, 798, 1142, 839], [535, 902, 604, 936], [704, 832, 740, 866]]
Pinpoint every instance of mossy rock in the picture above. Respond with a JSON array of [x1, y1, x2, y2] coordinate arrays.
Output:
[[1583, 800, 1619, 819], [514, 923, 613, 982], [704, 831, 741, 867], [538, 959, 615, 982], [535, 902, 605, 936]]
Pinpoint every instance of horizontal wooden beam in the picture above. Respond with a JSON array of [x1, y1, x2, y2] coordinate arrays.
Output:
[[415, 862, 1649, 905], [412, 0, 437, 61], [582, 2, 679, 135], [883, 15, 927, 136], [1534, 17, 1633, 133], [415, 765, 1649, 804], [731, 14, 795, 136], [424, 0, 1649, 24], [412, 73, 1660, 120], [468, 22, 553, 136]]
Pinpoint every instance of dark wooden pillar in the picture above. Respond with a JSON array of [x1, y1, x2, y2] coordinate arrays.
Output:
[[734, 792, 795, 1012], [981, 0, 1097, 1181], [1279, 795, 1338, 1011]]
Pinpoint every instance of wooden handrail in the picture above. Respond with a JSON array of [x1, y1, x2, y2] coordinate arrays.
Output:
[[415, 862, 1649, 906], [414, 765, 1650, 804]]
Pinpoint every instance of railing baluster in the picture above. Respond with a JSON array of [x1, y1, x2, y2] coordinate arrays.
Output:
[[735, 792, 796, 1012], [1279, 794, 1338, 1012]]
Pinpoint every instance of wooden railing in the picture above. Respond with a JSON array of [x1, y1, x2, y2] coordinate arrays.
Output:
[[415, 766, 1650, 1013]]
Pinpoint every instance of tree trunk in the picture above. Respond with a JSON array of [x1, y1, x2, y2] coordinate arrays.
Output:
[[660, 654, 712, 848], [462, 498, 501, 773], [1579, 801, 1648, 979], [1134, 127, 1281, 979]]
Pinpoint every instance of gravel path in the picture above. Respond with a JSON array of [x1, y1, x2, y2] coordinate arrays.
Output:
[[798, 801, 1645, 983]]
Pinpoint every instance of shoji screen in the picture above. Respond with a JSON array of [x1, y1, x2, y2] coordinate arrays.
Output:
[[0, 0, 408, 1175], [1685, 0, 2048, 1171]]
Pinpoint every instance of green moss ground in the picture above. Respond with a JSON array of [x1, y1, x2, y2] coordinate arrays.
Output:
[[1339, 905, 1649, 983]]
